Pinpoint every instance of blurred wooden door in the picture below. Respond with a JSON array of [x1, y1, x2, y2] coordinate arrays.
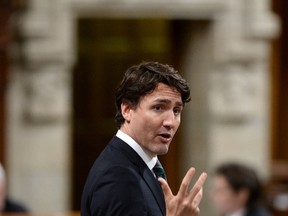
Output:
[[72, 18, 181, 210]]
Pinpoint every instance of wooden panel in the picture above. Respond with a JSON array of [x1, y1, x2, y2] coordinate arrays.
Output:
[[267, 1, 288, 215], [271, 0, 288, 160], [0, 0, 12, 165]]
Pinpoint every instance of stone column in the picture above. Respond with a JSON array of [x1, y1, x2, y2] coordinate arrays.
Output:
[[6, 0, 74, 212]]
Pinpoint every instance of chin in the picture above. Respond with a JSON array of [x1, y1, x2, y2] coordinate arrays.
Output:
[[156, 148, 169, 155]]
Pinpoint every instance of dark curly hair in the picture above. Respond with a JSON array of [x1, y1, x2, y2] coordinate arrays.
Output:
[[115, 61, 191, 127]]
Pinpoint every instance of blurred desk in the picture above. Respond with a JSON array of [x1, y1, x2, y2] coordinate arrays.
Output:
[[0, 212, 80, 216]]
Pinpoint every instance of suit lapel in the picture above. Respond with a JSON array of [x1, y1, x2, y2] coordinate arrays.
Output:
[[110, 136, 166, 215], [142, 166, 166, 215]]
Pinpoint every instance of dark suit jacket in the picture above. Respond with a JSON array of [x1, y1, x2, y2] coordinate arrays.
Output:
[[81, 136, 166, 216]]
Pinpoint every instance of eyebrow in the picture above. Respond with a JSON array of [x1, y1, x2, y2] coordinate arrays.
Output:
[[154, 99, 183, 107]]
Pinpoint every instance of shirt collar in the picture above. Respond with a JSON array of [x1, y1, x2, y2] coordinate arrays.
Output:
[[226, 208, 246, 216], [116, 130, 158, 170]]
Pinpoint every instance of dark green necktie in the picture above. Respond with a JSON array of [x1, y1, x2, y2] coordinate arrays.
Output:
[[153, 161, 167, 181]]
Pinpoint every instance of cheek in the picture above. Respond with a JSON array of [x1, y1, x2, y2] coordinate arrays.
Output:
[[219, 195, 237, 212], [211, 191, 233, 208], [133, 115, 156, 137], [176, 118, 181, 128], [141, 114, 161, 129]]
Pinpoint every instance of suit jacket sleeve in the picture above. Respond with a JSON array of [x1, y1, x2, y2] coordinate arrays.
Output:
[[87, 165, 149, 216]]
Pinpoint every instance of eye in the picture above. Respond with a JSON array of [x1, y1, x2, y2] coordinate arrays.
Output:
[[153, 105, 162, 111], [173, 107, 182, 115]]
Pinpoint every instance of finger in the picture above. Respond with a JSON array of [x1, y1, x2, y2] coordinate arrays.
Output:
[[178, 167, 196, 197], [158, 177, 173, 199], [192, 187, 203, 207], [189, 172, 207, 201]]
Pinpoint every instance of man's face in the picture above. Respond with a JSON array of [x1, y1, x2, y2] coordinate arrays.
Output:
[[121, 83, 183, 157]]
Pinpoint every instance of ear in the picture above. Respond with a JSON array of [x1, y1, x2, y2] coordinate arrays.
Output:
[[121, 102, 132, 123], [238, 188, 249, 206]]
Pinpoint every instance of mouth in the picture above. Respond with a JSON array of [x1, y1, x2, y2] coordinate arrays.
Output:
[[160, 133, 171, 139], [158, 133, 172, 143]]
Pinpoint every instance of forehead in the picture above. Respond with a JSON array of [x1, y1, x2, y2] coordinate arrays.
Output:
[[146, 83, 181, 100]]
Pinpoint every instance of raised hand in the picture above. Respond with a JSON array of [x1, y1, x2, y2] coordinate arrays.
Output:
[[158, 167, 207, 216]]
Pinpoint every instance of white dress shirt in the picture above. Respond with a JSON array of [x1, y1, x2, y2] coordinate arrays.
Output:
[[116, 130, 158, 170]]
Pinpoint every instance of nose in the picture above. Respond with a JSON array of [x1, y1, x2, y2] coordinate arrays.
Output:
[[163, 111, 178, 129]]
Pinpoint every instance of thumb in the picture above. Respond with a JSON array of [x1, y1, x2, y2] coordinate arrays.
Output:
[[158, 177, 173, 198]]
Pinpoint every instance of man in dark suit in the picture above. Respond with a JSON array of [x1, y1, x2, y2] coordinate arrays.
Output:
[[81, 61, 207, 216]]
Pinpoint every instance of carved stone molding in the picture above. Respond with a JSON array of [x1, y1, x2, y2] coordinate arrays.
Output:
[[14, 0, 279, 124], [210, 62, 259, 123], [23, 65, 70, 123]]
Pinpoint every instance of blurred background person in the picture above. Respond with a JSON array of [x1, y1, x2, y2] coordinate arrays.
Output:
[[210, 162, 271, 216], [0, 163, 28, 212]]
